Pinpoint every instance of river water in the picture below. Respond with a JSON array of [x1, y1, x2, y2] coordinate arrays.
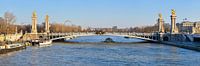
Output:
[[0, 35, 200, 66]]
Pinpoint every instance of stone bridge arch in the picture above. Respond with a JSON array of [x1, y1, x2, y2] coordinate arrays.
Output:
[[162, 34, 170, 41]]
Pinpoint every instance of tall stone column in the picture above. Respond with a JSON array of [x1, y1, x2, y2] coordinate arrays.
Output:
[[158, 13, 165, 33], [157, 13, 165, 41], [45, 15, 50, 33], [31, 11, 37, 34], [170, 9, 178, 34]]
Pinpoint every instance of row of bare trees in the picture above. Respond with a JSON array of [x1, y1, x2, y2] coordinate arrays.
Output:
[[50, 23, 82, 33], [15, 23, 82, 33], [0, 12, 82, 34], [132, 23, 171, 33], [0, 12, 17, 34], [80, 23, 171, 33]]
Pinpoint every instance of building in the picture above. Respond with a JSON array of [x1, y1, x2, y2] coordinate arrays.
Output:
[[112, 26, 118, 32], [179, 21, 194, 33], [179, 21, 200, 34]]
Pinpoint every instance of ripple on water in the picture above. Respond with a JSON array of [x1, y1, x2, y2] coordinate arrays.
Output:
[[0, 36, 200, 66]]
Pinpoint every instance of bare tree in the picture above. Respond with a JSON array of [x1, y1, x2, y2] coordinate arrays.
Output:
[[3, 11, 16, 34], [4, 11, 16, 24]]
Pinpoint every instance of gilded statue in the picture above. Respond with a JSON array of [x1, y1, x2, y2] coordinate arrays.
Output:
[[171, 9, 176, 15], [159, 13, 162, 19], [33, 11, 37, 17]]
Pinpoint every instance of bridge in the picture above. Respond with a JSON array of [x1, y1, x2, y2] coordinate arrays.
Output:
[[20, 31, 167, 43], [22, 32, 132, 41], [20, 30, 197, 43]]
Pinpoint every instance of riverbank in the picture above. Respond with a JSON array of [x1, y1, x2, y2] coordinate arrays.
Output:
[[158, 41, 200, 52], [126, 36, 200, 52]]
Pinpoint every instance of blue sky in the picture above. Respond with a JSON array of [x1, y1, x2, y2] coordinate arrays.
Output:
[[0, 0, 200, 28]]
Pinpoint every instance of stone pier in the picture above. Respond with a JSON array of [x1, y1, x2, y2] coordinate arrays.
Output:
[[29, 11, 39, 40], [45, 15, 50, 34], [170, 9, 179, 34], [31, 11, 38, 34], [158, 13, 165, 33]]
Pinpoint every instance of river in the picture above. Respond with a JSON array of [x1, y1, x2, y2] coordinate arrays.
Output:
[[0, 35, 200, 66]]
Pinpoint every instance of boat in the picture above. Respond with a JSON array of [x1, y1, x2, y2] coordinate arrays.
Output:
[[0, 42, 26, 54], [31, 38, 52, 47], [31, 39, 40, 46], [38, 35, 52, 47], [39, 40, 52, 47]]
